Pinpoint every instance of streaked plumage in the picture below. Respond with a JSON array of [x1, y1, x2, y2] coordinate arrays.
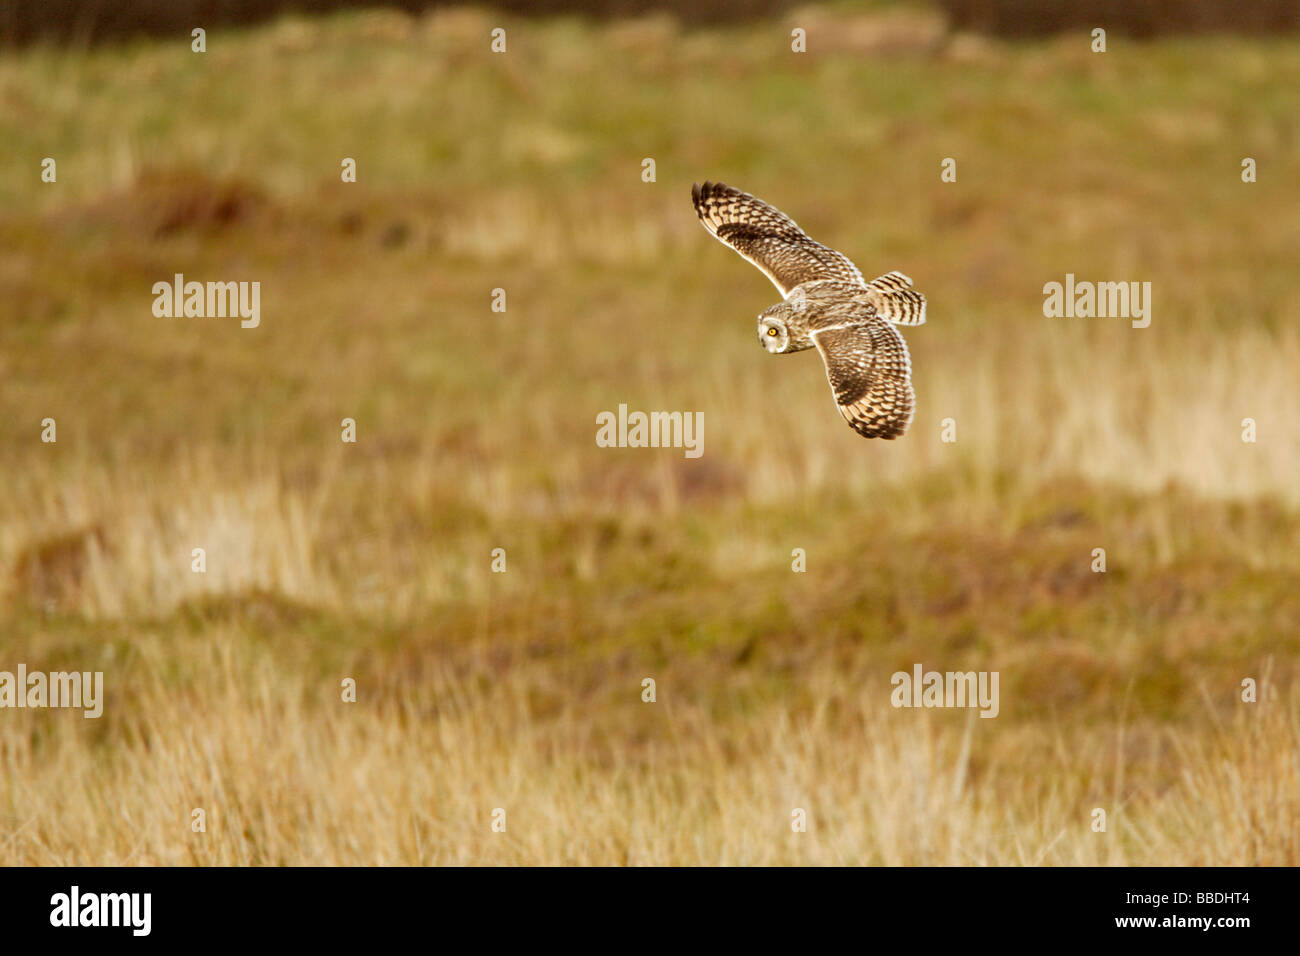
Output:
[[691, 181, 927, 439]]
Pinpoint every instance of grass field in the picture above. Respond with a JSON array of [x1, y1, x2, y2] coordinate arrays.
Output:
[[1, 3, 1298, 864]]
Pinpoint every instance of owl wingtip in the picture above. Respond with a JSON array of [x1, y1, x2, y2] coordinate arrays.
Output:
[[694, 180, 731, 204]]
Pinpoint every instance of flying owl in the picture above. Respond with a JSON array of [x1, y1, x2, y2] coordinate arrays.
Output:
[[691, 181, 926, 440]]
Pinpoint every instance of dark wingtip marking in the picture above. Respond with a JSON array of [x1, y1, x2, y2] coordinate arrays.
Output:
[[696, 180, 736, 204]]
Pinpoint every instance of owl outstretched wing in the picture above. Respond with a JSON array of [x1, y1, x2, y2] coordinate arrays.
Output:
[[692, 181, 866, 297], [810, 320, 915, 440]]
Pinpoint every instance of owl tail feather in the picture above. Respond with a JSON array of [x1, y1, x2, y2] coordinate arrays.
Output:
[[862, 271, 927, 326]]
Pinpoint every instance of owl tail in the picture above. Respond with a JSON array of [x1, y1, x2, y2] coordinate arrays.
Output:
[[862, 271, 927, 326]]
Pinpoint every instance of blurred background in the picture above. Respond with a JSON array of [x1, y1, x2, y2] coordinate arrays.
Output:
[[4, 0, 1300, 43], [0, 0, 1297, 864]]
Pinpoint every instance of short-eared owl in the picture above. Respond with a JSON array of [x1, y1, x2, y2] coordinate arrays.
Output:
[[691, 181, 927, 440]]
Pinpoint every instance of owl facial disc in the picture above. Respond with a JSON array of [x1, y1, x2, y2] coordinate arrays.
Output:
[[758, 316, 788, 353]]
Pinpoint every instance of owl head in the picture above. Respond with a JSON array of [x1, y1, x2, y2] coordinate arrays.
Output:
[[757, 299, 813, 354]]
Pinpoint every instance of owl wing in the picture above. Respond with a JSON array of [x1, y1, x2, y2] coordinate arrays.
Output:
[[810, 320, 915, 440], [692, 181, 866, 297]]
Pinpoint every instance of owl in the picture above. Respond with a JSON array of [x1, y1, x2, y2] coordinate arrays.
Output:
[[691, 181, 926, 440]]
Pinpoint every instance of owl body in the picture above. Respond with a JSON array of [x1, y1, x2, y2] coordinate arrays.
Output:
[[693, 181, 926, 440], [757, 279, 873, 354]]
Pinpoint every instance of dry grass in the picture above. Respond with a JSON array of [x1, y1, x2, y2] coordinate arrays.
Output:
[[1, 3, 1298, 864], [3, 631, 1296, 865]]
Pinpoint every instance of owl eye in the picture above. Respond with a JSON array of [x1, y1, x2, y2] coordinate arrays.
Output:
[[766, 327, 778, 336]]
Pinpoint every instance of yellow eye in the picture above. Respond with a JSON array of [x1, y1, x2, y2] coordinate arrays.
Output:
[[766, 327, 778, 336]]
